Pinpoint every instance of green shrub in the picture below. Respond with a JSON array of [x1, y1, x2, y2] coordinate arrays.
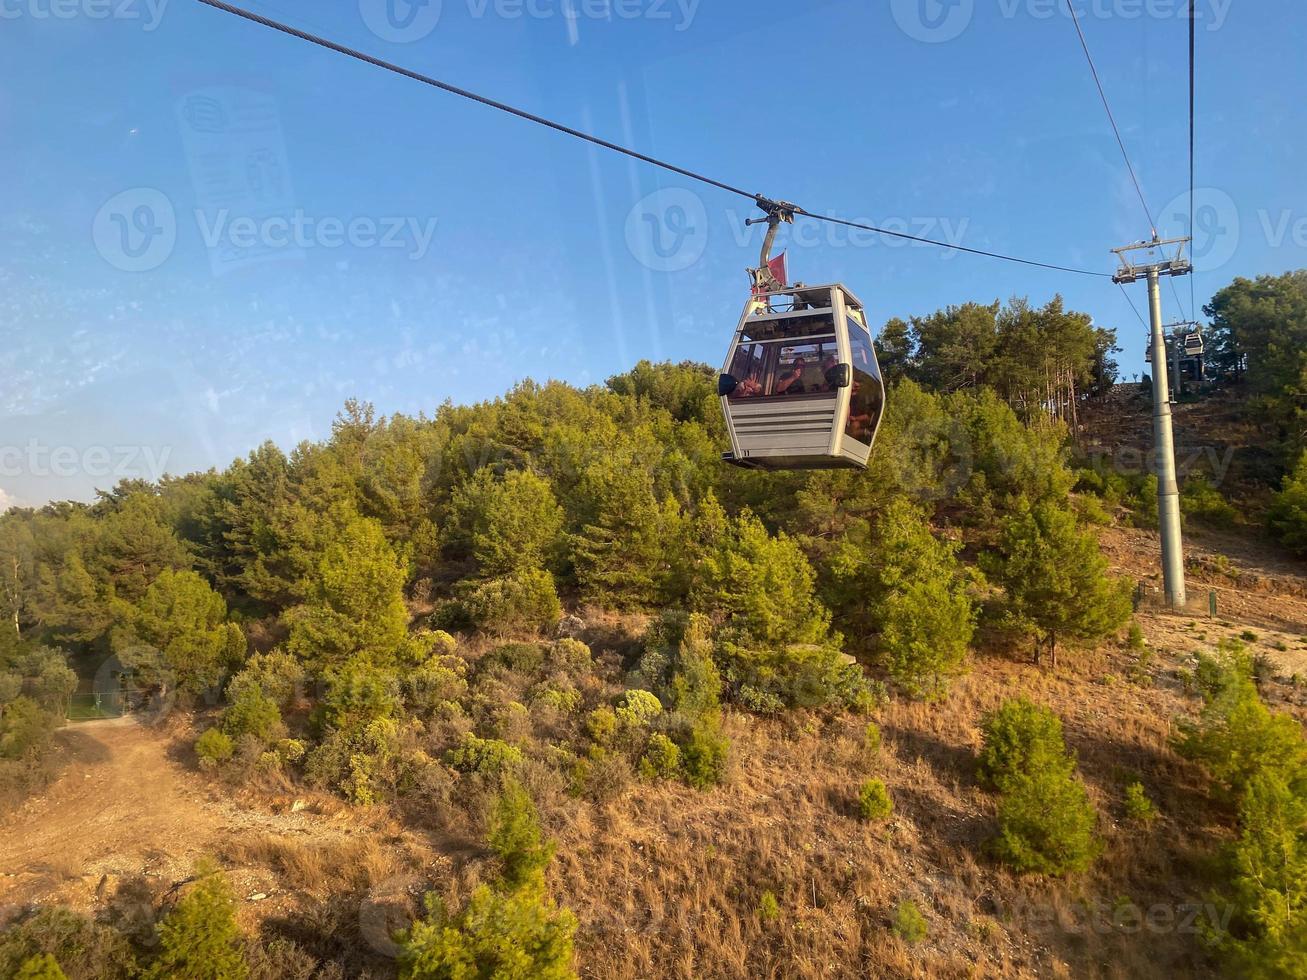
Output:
[[757, 890, 781, 924], [1181, 476, 1238, 528], [979, 699, 1100, 875], [1123, 780, 1157, 824], [0, 909, 136, 980], [862, 722, 882, 758], [1223, 771, 1307, 974], [637, 612, 722, 722], [16, 953, 67, 979], [1176, 656, 1307, 799], [614, 690, 663, 729], [143, 863, 247, 980], [530, 685, 581, 715], [1075, 494, 1113, 527], [404, 659, 469, 716], [638, 734, 681, 781], [1267, 450, 1307, 557], [398, 780, 576, 979], [489, 780, 556, 891], [857, 778, 893, 821], [584, 707, 619, 748], [1127, 621, 1146, 650], [221, 685, 283, 745], [718, 641, 874, 714], [681, 715, 729, 790], [977, 698, 1071, 790], [992, 767, 1100, 876], [892, 900, 928, 944], [224, 650, 304, 711], [445, 733, 523, 776], [320, 662, 401, 735], [399, 885, 576, 980], [481, 642, 548, 676], [457, 569, 562, 636], [0, 697, 59, 761], [194, 728, 234, 770], [548, 638, 593, 675]]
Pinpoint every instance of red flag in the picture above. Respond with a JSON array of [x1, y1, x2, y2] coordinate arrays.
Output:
[[768, 251, 788, 287]]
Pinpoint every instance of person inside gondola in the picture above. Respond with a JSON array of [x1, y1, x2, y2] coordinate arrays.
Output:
[[775, 357, 807, 395], [735, 371, 763, 397], [821, 354, 841, 391]]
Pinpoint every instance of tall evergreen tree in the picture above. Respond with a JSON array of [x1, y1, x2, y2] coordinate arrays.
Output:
[[982, 499, 1131, 665]]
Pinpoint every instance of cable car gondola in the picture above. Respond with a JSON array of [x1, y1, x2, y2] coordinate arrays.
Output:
[[718, 200, 885, 470]]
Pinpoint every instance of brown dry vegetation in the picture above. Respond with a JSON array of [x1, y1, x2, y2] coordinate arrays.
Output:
[[7, 367, 1307, 980], [4, 524, 1305, 978]]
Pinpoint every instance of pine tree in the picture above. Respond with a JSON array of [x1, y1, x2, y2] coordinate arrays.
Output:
[[144, 864, 247, 980], [569, 455, 669, 608], [90, 493, 189, 603], [1268, 450, 1307, 557], [695, 511, 830, 648], [283, 515, 414, 671], [983, 499, 1131, 666], [113, 570, 245, 696], [450, 468, 564, 576], [829, 500, 974, 699], [399, 782, 576, 979]]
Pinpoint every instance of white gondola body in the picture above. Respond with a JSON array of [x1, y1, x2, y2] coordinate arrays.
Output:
[[718, 283, 885, 471]]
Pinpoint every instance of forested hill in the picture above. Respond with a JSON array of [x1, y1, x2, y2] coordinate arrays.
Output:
[[2, 276, 1307, 977]]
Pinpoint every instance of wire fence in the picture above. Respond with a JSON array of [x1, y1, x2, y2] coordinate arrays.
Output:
[[1133, 582, 1223, 618], [67, 690, 127, 722]]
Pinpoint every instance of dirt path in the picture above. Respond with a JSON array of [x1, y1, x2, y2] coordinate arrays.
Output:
[[0, 717, 340, 919], [1100, 524, 1307, 680]]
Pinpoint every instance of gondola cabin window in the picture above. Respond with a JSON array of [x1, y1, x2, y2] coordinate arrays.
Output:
[[726, 336, 841, 400], [845, 322, 883, 445]]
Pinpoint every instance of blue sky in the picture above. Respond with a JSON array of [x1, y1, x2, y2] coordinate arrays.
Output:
[[2, 0, 1305, 506]]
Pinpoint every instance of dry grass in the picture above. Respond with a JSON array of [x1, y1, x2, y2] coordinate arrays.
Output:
[[519, 633, 1231, 980], [225, 831, 407, 896]]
